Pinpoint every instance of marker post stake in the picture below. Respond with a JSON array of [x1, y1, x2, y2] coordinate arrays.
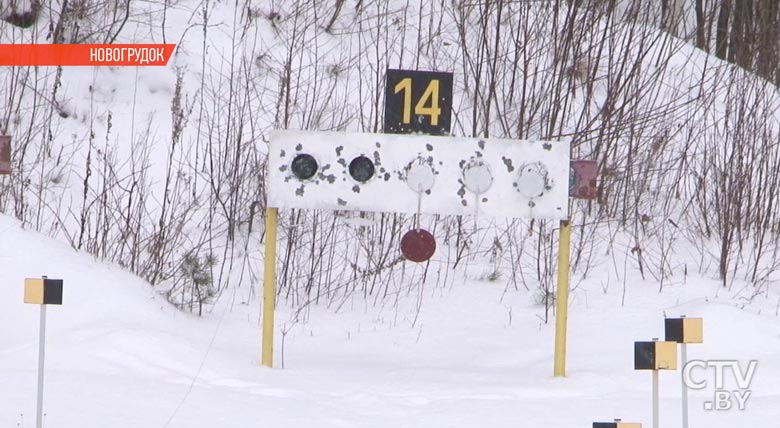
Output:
[[681, 342, 688, 428], [652, 369, 659, 428], [24, 276, 63, 428], [36, 303, 46, 428]]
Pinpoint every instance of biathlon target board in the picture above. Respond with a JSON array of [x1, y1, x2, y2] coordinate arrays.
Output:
[[267, 129, 570, 219]]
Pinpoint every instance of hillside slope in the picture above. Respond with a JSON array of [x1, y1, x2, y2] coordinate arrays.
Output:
[[3, 1, 780, 302], [1, 212, 779, 427]]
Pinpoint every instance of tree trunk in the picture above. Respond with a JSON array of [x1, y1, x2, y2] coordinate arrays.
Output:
[[755, 0, 779, 81], [729, 0, 752, 69], [695, 0, 707, 50], [662, 0, 685, 37], [715, 0, 731, 60], [727, 0, 741, 64]]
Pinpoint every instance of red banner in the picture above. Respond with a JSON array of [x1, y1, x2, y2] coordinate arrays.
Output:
[[0, 44, 175, 66]]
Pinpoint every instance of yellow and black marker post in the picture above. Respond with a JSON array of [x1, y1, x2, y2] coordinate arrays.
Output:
[[635, 338, 678, 428], [593, 420, 642, 428], [24, 276, 63, 428], [665, 316, 703, 428]]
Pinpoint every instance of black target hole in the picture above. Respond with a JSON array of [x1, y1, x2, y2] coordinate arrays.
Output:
[[290, 153, 318, 181], [349, 155, 375, 183]]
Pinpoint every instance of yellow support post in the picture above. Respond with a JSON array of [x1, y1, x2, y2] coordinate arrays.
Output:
[[262, 207, 278, 368], [553, 218, 571, 377]]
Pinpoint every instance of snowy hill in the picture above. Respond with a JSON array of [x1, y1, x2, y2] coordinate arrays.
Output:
[[3, 0, 780, 299], [2, 213, 780, 427]]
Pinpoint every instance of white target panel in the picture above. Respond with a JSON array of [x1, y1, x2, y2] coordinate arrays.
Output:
[[267, 129, 570, 219]]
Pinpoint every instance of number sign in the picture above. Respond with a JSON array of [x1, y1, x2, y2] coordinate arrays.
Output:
[[384, 69, 453, 135]]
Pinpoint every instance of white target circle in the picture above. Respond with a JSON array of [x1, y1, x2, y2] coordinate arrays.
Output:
[[462, 159, 493, 195], [515, 162, 550, 199], [405, 158, 435, 193]]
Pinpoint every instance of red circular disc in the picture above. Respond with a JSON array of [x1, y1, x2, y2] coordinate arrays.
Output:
[[401, 229, 436, 262]]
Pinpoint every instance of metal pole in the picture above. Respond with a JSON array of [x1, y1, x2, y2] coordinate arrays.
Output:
[[261, 207, 278, 368], [681, 342, 689, 428], [653, 369, 660, 428], [36, 304, 47, 428], [553, 219, 571, 377]]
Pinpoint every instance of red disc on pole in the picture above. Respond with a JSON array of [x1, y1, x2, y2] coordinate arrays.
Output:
[[401, 229, 436, 262]]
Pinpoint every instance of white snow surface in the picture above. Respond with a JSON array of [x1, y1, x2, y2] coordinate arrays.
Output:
[[1, 213, 779, 427], [2, 1, 780, 427]]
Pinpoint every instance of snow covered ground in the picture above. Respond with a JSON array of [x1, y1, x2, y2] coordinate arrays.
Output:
[[2, 1, 780, 427], [1, 212, 779, 427]]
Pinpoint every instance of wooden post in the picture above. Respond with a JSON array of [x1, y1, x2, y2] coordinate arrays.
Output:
[[553, 219, 571, 377], [261, 207, 278, 367]]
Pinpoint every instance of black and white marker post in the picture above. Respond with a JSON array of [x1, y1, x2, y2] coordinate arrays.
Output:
[[24, 276, 63, 428]]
